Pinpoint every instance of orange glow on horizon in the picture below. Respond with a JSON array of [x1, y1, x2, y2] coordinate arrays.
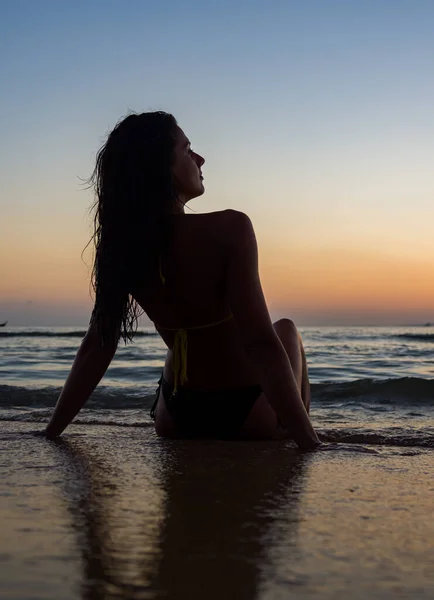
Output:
[[1, 233, 433, 324], [260, 244, 434, 315]]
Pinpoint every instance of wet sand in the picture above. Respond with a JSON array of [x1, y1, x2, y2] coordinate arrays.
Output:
[[1, 422, 434, 599]]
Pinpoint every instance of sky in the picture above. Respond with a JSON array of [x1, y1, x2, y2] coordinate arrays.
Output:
[[1, 0, 433, 326]]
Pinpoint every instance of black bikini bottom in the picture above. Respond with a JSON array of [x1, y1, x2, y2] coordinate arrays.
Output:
[[150, 375, 262, 439]]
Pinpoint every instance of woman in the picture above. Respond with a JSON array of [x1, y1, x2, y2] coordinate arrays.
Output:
[[43, 111, 320, 449]]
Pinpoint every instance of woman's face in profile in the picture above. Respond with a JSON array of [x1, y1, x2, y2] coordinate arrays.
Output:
[[171, 127, 205, 202]]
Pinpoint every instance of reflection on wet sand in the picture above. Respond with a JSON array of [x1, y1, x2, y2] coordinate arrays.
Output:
[[55, 437, 310, 599], [152, 442, 310, 600]]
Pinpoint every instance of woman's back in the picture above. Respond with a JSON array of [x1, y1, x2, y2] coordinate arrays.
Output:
[[134, 210, 258, 389]]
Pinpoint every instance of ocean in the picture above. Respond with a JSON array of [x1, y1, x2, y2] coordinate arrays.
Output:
[[1, 325, 433, 447]]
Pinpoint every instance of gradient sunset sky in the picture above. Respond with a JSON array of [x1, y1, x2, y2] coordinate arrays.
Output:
[[1, 0, 433, 326]]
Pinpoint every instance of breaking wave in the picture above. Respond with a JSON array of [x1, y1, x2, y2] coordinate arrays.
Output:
[[1, 377, 433, 409]]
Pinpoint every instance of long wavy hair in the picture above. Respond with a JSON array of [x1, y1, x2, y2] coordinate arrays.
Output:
[[87, 111, 179, 346]]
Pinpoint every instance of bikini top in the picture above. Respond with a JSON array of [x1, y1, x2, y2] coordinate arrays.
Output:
[[155, 257, 233, 393]]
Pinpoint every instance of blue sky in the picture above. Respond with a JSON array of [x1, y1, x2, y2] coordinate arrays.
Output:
[[1, 1, 434, 325]]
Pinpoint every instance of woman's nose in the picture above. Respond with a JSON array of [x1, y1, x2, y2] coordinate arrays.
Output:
[[195, 152, 205, 167]]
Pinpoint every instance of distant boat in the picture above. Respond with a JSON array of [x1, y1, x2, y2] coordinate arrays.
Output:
[[0, 321, 7, 327]]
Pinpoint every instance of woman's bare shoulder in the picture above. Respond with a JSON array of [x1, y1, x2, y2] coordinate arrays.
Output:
[[193, 209, 252, 232], [177, 211, 254, 258], [199, 208, 249, 221], [194, 210, 254, 255]]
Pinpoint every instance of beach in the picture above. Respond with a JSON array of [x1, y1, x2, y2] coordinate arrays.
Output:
[[1, 326, 434, 598], [1, 422, 434, 599], [3, 0, 434, 596]]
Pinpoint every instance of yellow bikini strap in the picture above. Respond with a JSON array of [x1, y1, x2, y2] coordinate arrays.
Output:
[[190, 313, 233, 330], [172, 329, 188, 393]]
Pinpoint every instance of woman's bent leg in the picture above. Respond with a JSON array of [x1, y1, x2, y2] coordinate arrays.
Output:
[[241, 318, 311, 438], [273, 318, 311, 413]]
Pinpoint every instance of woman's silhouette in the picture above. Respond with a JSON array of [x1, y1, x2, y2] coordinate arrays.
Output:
[[42, 111, 319, 448]]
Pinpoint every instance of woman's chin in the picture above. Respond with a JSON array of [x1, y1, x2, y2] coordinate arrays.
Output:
[[192, 183, 205, 199]]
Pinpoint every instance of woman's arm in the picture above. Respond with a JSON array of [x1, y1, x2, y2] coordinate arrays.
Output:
[[44, 326, 117, 438], [225, 210, 320, 450]]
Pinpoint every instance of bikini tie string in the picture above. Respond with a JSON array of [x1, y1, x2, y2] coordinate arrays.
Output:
[[172, 329, 188, 394]]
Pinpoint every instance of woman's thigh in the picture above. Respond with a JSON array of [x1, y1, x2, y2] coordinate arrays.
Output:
[[239, 318, 304, 440], [239, 391, 289, 440], [154, 390, 179, 437]]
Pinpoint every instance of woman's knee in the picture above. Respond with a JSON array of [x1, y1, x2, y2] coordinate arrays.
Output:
[[273, 318, 298, 337]]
